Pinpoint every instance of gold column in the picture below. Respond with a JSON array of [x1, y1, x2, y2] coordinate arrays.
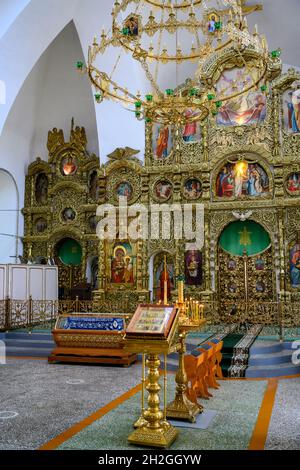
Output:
[[272, 90, 281, 158], [243, 249, 248, 319], [128, 354, 178, 448], [166, 332, 202, 423]]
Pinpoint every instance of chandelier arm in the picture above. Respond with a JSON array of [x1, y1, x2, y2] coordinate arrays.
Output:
[[115, 34, 234, 62], [143, 0, 203, 9], [109, 54, 122, 81], [88, 67, 139, 105]]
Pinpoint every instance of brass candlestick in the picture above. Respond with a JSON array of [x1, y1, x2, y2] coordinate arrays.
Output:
[[166, 332, 203, 423], [128, 354, 178, 448]]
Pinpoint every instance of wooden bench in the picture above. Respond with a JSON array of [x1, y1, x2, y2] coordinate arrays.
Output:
[[184, 340, 223, 402]]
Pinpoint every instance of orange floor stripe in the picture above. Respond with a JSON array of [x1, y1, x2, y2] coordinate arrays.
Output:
[[39, 382, 142, 451], [8, 356, 46, 361], [248, 378, 278, 451]]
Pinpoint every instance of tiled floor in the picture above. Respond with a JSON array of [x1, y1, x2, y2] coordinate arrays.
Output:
[[265, 378, 300, 450], [0, 358, 299, 450], [0, 358, 141, 450], [57, 379, 267, 451]]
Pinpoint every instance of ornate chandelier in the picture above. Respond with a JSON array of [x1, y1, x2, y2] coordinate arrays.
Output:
[[77, 0, 282, 125]]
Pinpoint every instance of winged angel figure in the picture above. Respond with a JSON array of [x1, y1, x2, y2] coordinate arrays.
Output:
[[107, 147, 140, 161]]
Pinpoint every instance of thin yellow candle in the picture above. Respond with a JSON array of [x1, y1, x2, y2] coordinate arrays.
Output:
[[164, 255, 168, 305], [178, 280, 184, 304]]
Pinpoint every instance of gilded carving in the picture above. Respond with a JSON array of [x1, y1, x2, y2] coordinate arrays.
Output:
[[22, 66, 300, 316]]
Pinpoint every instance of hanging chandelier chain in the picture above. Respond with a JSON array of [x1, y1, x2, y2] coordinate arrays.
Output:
[[141, 60, 164, 98]]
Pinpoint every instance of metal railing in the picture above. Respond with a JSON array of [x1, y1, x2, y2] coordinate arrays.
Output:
[[0, 296, 135, 331], [1, 298, 300, 338], [203, 300, 300, 339]]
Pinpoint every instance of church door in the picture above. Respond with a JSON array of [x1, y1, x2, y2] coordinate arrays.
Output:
[[218, 221, 275, 319], [55, 238, 83, 299]]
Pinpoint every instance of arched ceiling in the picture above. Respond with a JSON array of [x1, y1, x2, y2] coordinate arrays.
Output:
[[0, 0, 31, 39], [0, 0, 299, 164]]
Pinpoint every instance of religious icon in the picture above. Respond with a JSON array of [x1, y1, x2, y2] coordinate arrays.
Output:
[[287, 173, 300, 193], [91, 257, 99, 290], [228, 282, 237, 293], [182, 109, 201, 142], [36, 218, 47, 233], [62, 207, 76, 222], [227, 259, 237, 271], [216, 160, 269, 198], [116, 181, 133, 200], [256, 280, 266, 293], [216, 67, 267, 126], [89, 170, 99, 200], [184, 178, 202, 200], [154, 180, 173, 200], [255, 258, 265, 270], [111, 242, 134, 285], [290, 243, 300, 288], [123, 15, 139, 37], [207, 12, 220, 33], [283, 86, 300, 134], [35, 173, 48, 204], [185, 250, 202, 286], [154, 254, 174, 302], [153, 123, 172, 159], [126, 305, 177, 337], [124, 256, 134, 283], [61, 156, 78, 176], [89, 215, 97, 231]]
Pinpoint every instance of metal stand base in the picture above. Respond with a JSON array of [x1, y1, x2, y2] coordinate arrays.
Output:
[[167, 394, 202, 423], [128, 423, 178, 448]]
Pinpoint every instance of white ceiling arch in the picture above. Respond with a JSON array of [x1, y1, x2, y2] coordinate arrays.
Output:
[[0, 0, 145, 162], [0, 0, 31, 40]]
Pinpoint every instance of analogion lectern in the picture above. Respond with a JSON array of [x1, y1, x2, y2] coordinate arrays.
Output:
[[124, 304, 179, 448]]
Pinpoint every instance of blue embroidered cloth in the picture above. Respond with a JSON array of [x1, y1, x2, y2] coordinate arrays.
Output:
[[58, 316, 124, 331]]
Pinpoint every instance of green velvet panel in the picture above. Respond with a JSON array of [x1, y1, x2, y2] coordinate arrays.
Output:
[[58, 238, 82, 266], [219, 220, 271, 257]]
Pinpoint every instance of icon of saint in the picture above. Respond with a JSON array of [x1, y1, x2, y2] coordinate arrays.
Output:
[[156, 126, 169, 159], [63, 157, 77, 176]]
